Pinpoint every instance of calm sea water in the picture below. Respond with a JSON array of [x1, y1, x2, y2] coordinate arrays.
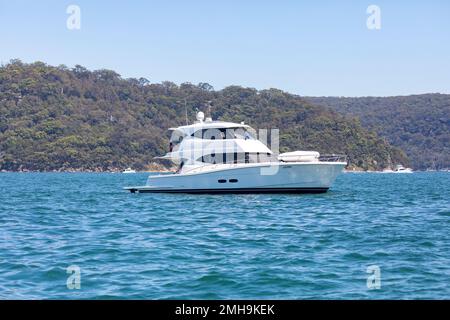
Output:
[[0, 172, 448, 299]]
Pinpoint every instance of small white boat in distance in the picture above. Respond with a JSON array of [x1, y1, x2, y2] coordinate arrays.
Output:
[[125, 111, 347, 194], [122, 167, 136, 174], [394, 164, 413, 173]]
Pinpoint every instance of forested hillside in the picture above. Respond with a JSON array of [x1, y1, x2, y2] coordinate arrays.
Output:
[[305, 95, 450, 170], [0, 60, 407, 171]]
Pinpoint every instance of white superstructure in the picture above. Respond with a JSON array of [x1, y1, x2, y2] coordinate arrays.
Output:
[[125, 112, 347, 193], [394, 164, 413, 173], [122, 167, 136, 174]]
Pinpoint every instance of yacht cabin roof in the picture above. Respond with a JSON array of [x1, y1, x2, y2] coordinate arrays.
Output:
[[169, 121, 250, 134]]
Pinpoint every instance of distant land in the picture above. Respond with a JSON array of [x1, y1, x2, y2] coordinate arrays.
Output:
[[1, 60, 448, 172], [305, 95, 450, 170]]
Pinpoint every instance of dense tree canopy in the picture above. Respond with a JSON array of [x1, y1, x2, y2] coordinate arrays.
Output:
[[0, 60, 408, 171], [306, 95, 450, 170]]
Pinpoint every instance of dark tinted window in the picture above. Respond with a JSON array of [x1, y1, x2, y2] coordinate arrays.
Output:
[[197, 153, 271, 164], [191, 128, 255, 140]]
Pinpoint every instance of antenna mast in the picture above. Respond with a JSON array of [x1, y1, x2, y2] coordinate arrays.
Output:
[[184, 98, 188, 125], [207, 100, 212, 118]]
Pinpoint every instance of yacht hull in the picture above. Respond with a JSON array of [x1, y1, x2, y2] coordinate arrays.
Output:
[[128, 187, 329, 194], [125, 162, 346, 194]]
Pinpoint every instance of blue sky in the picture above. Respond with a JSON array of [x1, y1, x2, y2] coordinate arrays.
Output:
[[0, 0, 449, 96]]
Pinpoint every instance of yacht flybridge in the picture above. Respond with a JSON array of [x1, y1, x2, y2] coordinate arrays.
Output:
[[125, 111, 347, 194]]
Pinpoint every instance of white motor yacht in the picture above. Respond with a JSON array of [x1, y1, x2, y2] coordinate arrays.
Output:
[[122, 167, 136, 174], [125, 112, 347, 193], [394, 164, 413, 173]]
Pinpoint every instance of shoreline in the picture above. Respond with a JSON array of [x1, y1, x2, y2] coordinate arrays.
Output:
[[1, 169, 448, 173], [0, 169, 176, 174]]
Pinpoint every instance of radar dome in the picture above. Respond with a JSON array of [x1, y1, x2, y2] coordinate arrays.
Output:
[[196, 111, 205, 122]]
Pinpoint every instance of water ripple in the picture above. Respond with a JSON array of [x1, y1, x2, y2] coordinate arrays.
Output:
[[0, 172, 449, 299]]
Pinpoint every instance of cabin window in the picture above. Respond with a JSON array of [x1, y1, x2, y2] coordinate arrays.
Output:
[[198, 152, 266, 164], [218, 179, 227, 183], [229, 179, 238, 183], [191, 128, 256, 140]]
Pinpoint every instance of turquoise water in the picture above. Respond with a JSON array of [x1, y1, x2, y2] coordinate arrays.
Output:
[[0, 172, 448, 299]]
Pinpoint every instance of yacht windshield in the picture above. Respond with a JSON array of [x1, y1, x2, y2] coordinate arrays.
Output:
[[169, 130, 186, 151], [234, 128, 256, 140]]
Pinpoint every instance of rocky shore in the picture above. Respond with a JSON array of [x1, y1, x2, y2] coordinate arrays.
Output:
[[0, 162, 177, 173]]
